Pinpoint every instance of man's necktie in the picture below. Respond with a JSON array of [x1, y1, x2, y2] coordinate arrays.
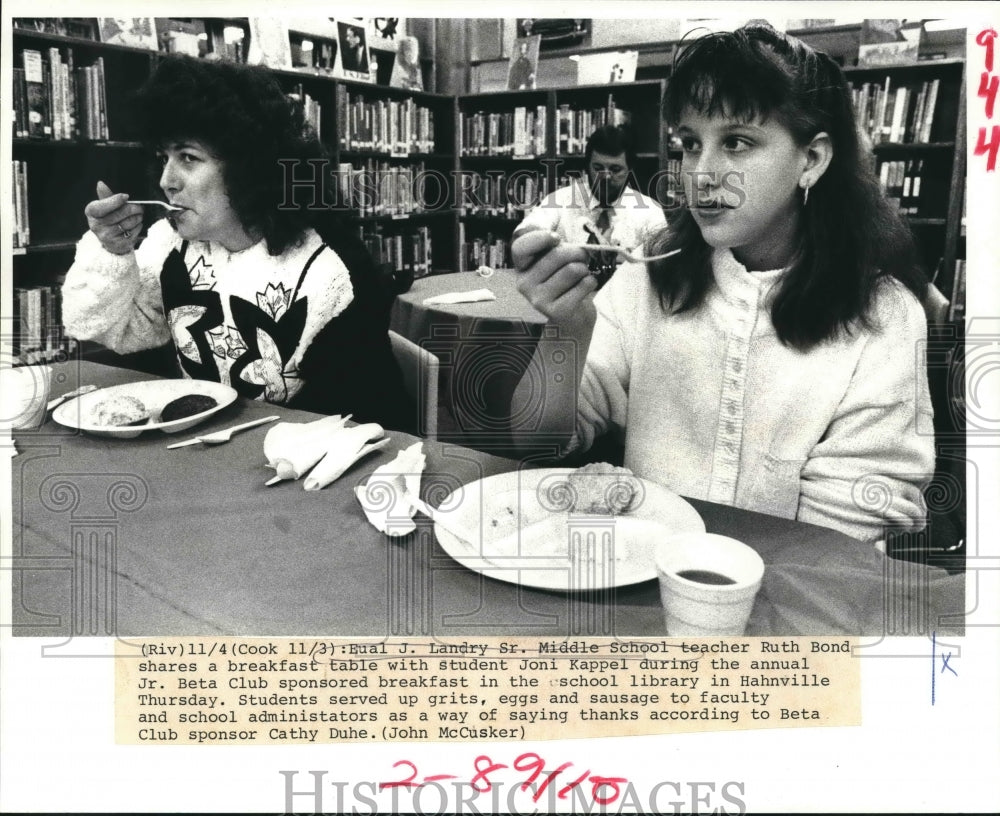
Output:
[[588, 207, 617, 289]]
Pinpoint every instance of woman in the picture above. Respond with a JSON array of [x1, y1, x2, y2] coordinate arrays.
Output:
[[510, 24, 934, 543], [63, 56, 413, 431]]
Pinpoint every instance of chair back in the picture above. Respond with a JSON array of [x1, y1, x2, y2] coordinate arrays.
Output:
[[388, 330, 439, 440]]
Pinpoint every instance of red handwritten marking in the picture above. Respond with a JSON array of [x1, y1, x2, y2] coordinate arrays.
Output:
[[381, 756, 629, 805], [975, 125, 1000, 171], [979, 72, 999, 119], [591, 775, 629, 805], [513, 752, 546, 792], [977, 28, 997, 72], [470, 754, 507, 793], [535, 761, 574, 801], [379, 759, 420, 789], [557, 767, 592, 800]]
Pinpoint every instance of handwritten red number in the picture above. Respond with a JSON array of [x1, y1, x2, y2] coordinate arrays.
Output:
[[556, 768, 592, 800], [470, 755, 507, 793], [513, 752, 545, 792], [979, 72, 999, 119], [380, 760, 420, 790], [975, 125, 1000, 171], [977, 28, 997, 72], [589, 775, 628, 805]]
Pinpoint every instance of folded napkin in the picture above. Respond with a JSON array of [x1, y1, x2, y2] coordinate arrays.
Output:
[[264, 414, 352, 484], [422, 288, 496, 306], [263, 415, 387, 490], [354, 441, 426, 536], [303, 424, 389, 491]]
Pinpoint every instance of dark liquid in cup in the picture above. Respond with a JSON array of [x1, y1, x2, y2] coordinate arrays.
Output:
[[675, 569, 737, 585]]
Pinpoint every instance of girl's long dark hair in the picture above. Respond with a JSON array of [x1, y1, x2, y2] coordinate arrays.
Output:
[[131, 55, 343, 256], [650, 23, 926, 349]]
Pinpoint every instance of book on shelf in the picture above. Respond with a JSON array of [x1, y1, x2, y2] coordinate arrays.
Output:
[[458, 224, 511, 271], [13, 285, 76, 364], [851, 77, 940, 145], [338, 160, 428, 217], [460, 169, 547, 218], [359, 225, 432, 276], [461, 105, 546, 157], [15, 47, 109, 140], [12, 160, 30, 248], [338, 91, 435, 154], [22, 49, 49, 137], [556, 97, 632, 155], [877, 158, 927, 215]]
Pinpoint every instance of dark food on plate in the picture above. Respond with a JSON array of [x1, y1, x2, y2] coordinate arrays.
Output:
[[160, 394, 218, 422], [89, 395, 150, 427], [568, 462, 640, 515]]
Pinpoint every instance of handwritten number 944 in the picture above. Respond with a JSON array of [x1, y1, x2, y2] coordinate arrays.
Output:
[[380, 756, 627, 804]]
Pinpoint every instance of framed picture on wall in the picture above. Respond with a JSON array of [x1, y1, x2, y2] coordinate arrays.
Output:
[[507, 34, 541, 90], [97, 17, 158, 50], [337, 20, 372, 81]]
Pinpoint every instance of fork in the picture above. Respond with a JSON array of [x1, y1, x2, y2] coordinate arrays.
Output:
[[129, 200, 184, 212], [167, 415, 280, 449], [47, 384, 98, 412], [561, 243, 682, 264]]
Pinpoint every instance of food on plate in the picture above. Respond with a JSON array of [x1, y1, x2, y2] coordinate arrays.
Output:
[[568, 462, 640, 515], [160, 394, 218, 422], [89, 395, 150, 427]]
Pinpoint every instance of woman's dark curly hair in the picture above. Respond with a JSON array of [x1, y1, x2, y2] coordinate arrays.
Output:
[[649, 23, 926, 349], [131, 55, 329, 255]]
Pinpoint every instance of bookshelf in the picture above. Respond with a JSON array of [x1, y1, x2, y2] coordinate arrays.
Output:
[[10, 19, 456, 366], [844, 58, 967, 310], [455, 79, 667, 271]]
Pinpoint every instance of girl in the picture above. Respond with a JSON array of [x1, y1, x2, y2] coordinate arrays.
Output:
[[63, 56, 413, 431], [511, 23, 934, 542]]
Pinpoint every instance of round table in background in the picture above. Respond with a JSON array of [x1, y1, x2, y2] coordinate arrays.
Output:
[[390, 270, 548, 450]]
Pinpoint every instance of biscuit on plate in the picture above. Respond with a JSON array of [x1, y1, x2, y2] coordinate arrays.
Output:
[[568, 462, 640, 515], [90, 395, 150, 427]]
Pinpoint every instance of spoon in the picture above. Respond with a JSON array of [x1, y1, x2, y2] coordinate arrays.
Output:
[[167, 415, 280, 449], [129, 200, 184, 212]]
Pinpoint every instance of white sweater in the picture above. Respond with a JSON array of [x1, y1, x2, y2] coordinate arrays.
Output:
[[573, 248, 935, 542]]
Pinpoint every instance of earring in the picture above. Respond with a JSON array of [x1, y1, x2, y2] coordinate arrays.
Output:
[[802, 183, 810, 207]]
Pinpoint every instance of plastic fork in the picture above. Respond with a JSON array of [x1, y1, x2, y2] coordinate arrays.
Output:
[[129, 200, 184, 212], [561, 243, 682, 264], [167, 415, 280, 449], [47, 384, 98, 412]]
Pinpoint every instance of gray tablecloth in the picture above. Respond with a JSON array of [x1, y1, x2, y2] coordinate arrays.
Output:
[[10, 362, 965, 638]]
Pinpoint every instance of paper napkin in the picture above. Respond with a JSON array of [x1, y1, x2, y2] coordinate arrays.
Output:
[[422, 288, 496, 306], [354, 441, 427, 536]]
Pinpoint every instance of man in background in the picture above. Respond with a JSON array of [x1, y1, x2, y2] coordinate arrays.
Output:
[[514, 125, 666, 288]]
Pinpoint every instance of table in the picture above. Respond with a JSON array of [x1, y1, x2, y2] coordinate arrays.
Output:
[[11, 362, 964, 637], [390, 270, 546, 449]]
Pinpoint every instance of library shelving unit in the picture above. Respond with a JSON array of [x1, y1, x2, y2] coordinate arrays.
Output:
[[12, 26, 159, 365], [843, 57, 967, 310], [10, 19, 456, 368], [455, 80, 667, 271]]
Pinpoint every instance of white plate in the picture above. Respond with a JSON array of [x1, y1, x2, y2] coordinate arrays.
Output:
[[433, 468, 705, 591], [52, 380, 238, 439]]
